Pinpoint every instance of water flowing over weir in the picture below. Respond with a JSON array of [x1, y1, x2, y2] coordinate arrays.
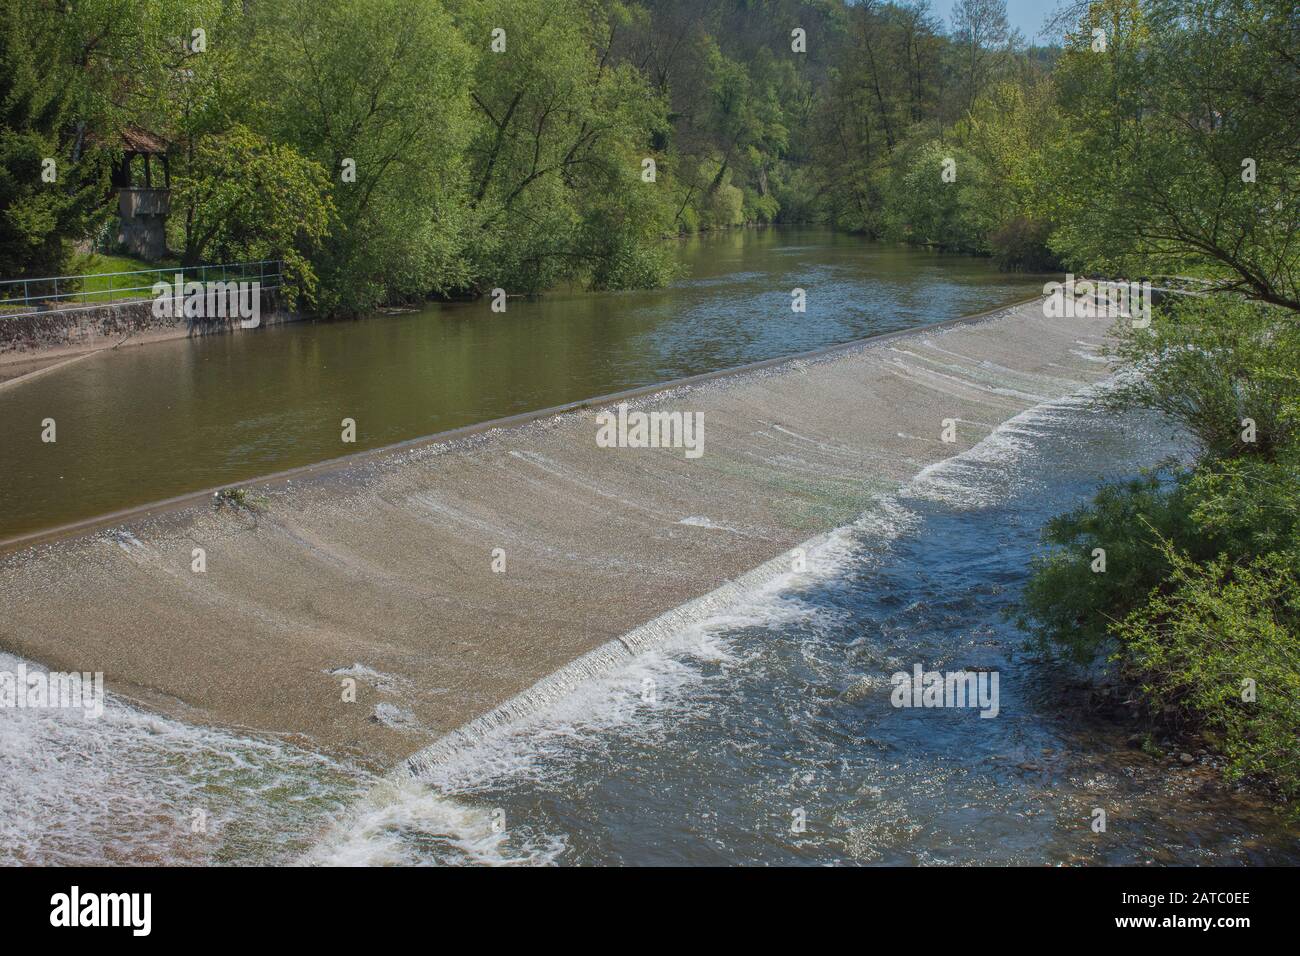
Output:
[[0, 299, 1118, 770], [402, 528, 845, 775], [318, 395, 1300, 867], [398, 385, 1117, 777]]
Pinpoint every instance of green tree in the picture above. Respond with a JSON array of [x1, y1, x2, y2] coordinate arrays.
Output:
[[246, 0, 474, 314], [458, 0, 676, 291], [1118, 540, 1300, 806], [1044, 0, 1300, 310], [1105, 297, 1300, 459], [965, 79, 1062, 269], [950, 0, 1016, 118], [0, 0, 111, 279], [172, 125, 333, 304], [882, 140, 994, 253]]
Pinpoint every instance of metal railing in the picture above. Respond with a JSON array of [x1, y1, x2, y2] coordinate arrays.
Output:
[[0, 259, 284, 317]]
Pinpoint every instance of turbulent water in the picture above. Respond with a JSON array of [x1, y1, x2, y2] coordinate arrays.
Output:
[[304, 393, 1298, 867], [0, 650, 372, 866], [9, 385, 1293, 866]]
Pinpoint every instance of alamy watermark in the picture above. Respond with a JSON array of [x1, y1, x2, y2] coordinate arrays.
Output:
[[0, 662, 104, 720], [50, 886, 150, 936], [890, 663, 1000, 718], [595, 402, 704, 459], [152, 277, 261, 328], [1043, 274, 1151, 328]]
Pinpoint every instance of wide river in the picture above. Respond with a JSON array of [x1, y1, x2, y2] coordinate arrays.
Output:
[[0, 228, 1046, 539], [3, 227, 1297, 864], [5, 385, 1298, 864]]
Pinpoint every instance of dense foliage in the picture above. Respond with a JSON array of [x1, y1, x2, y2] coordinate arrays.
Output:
[[1011, 1, 1300, 807], [1020, 298, 1300, 805], [6, 1, 1297, 312], [0, 0, 1078, 309], [0, 0, 112, 278]]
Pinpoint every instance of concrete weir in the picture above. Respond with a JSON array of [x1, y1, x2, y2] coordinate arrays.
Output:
[[0, 299, 1114, 770]]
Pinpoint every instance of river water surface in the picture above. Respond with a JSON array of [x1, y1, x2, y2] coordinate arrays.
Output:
[[2, 228, 1295, 865], [3, 382, 1297, 865], [301, 392, 1300, 866], [1, 229, 1045, 538]]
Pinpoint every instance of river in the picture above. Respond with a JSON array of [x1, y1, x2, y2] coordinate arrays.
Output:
[[1, 228, 1296, 864], [0, 228, 1045, 539], [4, 385, 1297, 864]]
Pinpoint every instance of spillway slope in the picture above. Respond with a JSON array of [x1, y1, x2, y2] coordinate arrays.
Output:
[[0, 299, 1115, 767]]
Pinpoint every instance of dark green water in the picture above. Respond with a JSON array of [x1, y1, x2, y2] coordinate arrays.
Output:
[[0, 228, 1047, 540]]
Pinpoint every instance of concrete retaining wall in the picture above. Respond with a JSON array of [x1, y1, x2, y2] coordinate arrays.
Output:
[[0, 296, 300, 355]]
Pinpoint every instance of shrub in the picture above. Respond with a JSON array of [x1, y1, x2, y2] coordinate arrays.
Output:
[[988, 216, 1061, 272], [1117, 541, 1300, 805], [1105, 297, 1300, 460]]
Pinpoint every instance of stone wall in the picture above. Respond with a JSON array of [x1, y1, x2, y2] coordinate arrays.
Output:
[[0, 296, 301, 355]]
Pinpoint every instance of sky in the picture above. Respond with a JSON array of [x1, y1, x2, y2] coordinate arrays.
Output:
[[938, 0, 1063, 43]]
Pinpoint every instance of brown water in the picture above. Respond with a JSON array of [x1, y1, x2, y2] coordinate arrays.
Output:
[[0, 227, 1046, 540]]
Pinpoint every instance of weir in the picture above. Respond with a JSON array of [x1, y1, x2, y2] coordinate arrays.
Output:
[[0, 298, 1116, 769]]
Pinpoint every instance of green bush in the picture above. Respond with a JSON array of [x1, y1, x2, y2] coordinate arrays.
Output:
[[881, 141, 992, 254], [1019, 467, 1200, 662], [988, 216, 1060, 272], [1105, 298, 1300, 460], [1021, 292, 1300, 807], [1117, 542, 1300, 805]]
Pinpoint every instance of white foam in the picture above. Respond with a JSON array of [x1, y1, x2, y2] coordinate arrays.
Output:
[[328, 662, 403, 691], [305, 493, 919, 866], [0, 650, 367, 865], [372, 702, 421, 731], [301, 777, 565, 866], [309, 382, 1113, 866], [678, 515, 738, 532], [902, 384, 1109, 507]]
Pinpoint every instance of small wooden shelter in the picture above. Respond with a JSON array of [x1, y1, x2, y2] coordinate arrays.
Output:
[[110, 126, 172, 261]]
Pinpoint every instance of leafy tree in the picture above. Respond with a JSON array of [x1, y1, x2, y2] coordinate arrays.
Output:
[[0, 0, 111, 279], [458, 0, 676, 291], [950, 0, 1016, 117], [964, 79, 1061, 269], [882, 140, 994, 253], [1044, 0, 1300, 310], [172, 125, 333, 304], [1105, 297, 1300, 459], [246, 0, 475, 314]]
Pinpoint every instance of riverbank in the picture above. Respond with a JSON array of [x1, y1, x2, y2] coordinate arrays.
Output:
[[0, 296, 302, 369], [0, 297, 1116, 770]]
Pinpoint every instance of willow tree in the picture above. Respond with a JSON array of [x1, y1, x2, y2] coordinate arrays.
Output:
[[1044, 0, 1300, 311], [246, 0, 475, 314], [456, 0, 678, 292]]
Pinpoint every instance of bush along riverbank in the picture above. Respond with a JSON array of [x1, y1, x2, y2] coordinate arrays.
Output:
[[1018, 296, 1300, 813]]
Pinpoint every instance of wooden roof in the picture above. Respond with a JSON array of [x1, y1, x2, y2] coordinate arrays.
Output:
[[118, 125, 170, 154]]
